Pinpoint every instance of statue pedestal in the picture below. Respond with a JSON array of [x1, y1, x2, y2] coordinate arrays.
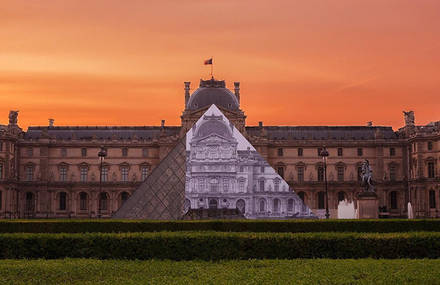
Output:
[[356, 192, 378, 219]]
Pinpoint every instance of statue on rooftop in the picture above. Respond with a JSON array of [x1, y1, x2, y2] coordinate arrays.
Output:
[[9, 110, 19, 125]]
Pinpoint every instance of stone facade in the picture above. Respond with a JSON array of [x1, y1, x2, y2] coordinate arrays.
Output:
[[0, 78, 439, 219]]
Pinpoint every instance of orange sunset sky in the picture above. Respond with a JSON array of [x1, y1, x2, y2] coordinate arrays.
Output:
[[1, 0, 439, 130]]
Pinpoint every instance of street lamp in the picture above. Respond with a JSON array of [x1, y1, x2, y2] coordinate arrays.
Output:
[[320, 146, 330, 219], [98, 146, 107, 218]]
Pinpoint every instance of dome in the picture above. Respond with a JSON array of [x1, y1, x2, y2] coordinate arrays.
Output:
[[194, 115, 233, 139], [187, 78, 239, 111]]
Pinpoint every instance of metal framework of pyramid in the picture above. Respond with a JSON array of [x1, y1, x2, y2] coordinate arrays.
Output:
[[113, 104, 315, 219]]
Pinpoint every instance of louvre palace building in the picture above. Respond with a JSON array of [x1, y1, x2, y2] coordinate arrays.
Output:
[[0, 77, 439, 219]]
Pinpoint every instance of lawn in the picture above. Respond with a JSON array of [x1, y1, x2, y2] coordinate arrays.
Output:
[[0, 259, 439, 284]]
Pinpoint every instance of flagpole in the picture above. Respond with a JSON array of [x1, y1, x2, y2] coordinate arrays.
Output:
[[211, 56, 213, 78]]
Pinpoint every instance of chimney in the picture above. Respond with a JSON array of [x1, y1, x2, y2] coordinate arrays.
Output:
[[259, 121, 263, 128], [161, 120, 165, 128], [49, 118, 54, 127], [234, 82, 240, 104], [184, 82, 191, 108]]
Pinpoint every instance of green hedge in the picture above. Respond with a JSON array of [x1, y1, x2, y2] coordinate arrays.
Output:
[[0, 219, 440, 233], [0, 231, 439, 259]]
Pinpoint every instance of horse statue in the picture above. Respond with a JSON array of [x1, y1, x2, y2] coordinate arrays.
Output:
[[361, 159, 375, 192]]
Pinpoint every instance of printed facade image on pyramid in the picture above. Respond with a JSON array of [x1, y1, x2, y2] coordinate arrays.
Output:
[[184, 105, 315, 219]]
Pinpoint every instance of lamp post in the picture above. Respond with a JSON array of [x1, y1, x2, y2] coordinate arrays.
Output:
[[98, 146, 107, 218], [320, 146, 330, 219]]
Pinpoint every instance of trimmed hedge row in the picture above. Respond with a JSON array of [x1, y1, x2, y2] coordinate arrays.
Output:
[[0, 219, 440, 233], [0, 231, 439, 259]]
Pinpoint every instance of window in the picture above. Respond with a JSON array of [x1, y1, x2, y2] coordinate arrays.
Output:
[[236, 199, 245, 213], [99, 192, 108, 211], [210, 179, 219, 192], [223, 178, 229, 192], [122, 148, 128, 157], [277, 148, 283, 156], [317, 147, 322, 156], [239, 166, 244, 172], [0, 164, 3, 180], [260, 166, 265, 173], [357, 148, 363, 156], [298, 191, 305, 202], [318, 192, 325, 209], [80, 167, 88, 182], [287, 199, 294, 212], [141, 166, 149, 181], [25, 192, 34, 212], [0, 142, 2, 151], [209, 199, 218, 209], [273, 199, 280, 213], [79, 192, 88, 210], [428, 141, 433, 151], [198, 178, 205, 192], [259, 199, 266, 212], [259, 179, 265, 191], [390, 191, 398, 209], [121, 167, 129, 182], [274, 178, 280, 191], [337, 166, 344, 182], [277, 166, 284, 179], [59, 166, 67, 182], [297, 148, 303, 156], [121, 192, 129, 206], [429, 190, 436, 209], [389, 165, 396, 181], [428, 162, 435, 178], [142, 148, 148, 157], [238, 179, 245, 192], [81, 148, 87, 157], [0, 191, 2, 210], [101, 167, 108, 182], [26, 147, 33, 157], [337, 148, 343, 156], [297, 167, 304, 182], [317, 166, 324, 182], [25, 166, 33, 181], [59, 192, 67, 210], [390, 147, 396, 156], [60, 148, 67, 157], [357, 166, 362, 182], [337, 191, 346, 202]]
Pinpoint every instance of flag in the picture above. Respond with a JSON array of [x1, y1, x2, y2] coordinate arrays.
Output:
[[204, 58, 213, 65]]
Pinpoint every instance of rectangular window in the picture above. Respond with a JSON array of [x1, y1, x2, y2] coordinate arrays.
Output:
[[223, 178, 229, 192], [0, 191, 2, 210], [337, 148, 343, 156], [357, 148, 363, 156], [259, 179, 265, 191], [61, 148, 67, 157], [260, 166, 265, 173], [25, 166, 33, 181], [101, 167, 108, 182], [141, 167, 149, 181], [121, 167, 129, 182], [59, 192, 67, 210], [0, 164, 3, 180], [337, 166, 344, 182], [297, 167, 304, 182], [277, 167, 284, 179], [429, 190, 436, 209], [318, 192, 325, 209], [297, 148, 303, 156], [274, 179, 280, 191], [198, 178, 205, 192], [80, 193, 87, 210], [239, 180, 245, 192], [80, 167, 88, 182], [389, 165, 396, 181], [390, 191, 398, 209], [277, 148, 283, 156], [122, 148, 128, 157], [59, 167, 67, 182], [0, 142, 3, 151], [317, 166, 324, 182], [81, 148, 87, 157], [428, 162, 435, 178], [428, 141, 433, 151], [27, 147, 33, 157], [142, 148, 148, 157], [390, 147, 396, 156]]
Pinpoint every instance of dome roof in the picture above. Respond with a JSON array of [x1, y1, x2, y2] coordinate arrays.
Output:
[[187, 78, 239, 111], [194, 115, 233, 139]]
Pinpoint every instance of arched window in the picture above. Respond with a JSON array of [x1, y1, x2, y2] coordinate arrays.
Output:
[[79, 192, 88, 210], [59, 192, 67, 210], [317, 191, 325, 209], [236, 199, 245, 213], [273, 198, 280, 213], [99, 192, 108, 211], [25, 192, 35, 212], [337, 191, 346, 202], [259, 199, 266, 212], [287, 198, 294, 212], [390, 191, 398, 209], [429, 190, 436, 209]]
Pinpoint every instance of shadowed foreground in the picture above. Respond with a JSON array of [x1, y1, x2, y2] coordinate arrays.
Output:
[[0, 259, 439, 284]]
